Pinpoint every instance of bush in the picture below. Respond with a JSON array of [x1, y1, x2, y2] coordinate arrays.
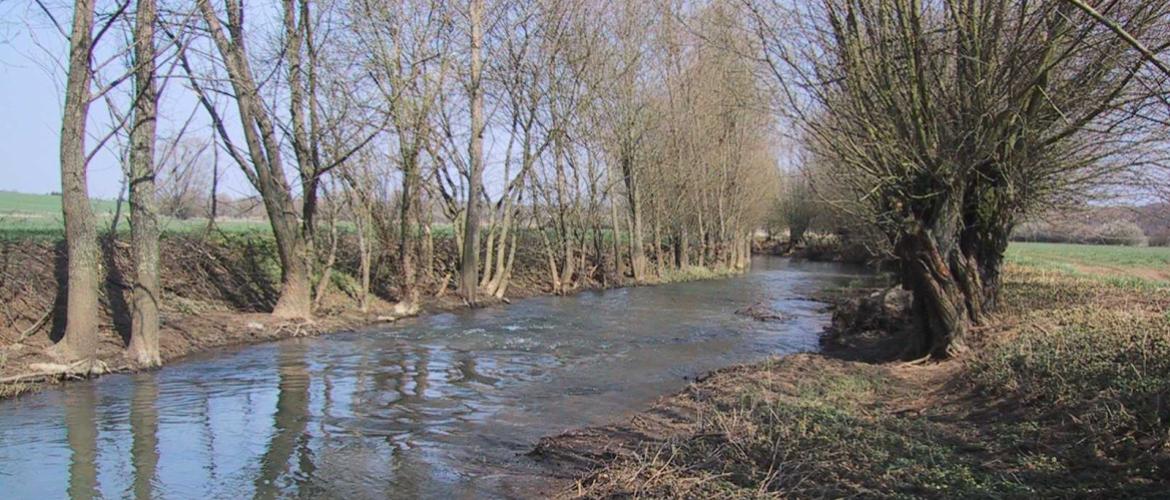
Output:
[[1092, 220, 1148, 246]]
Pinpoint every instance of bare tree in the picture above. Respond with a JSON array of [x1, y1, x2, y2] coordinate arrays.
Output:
[[351, 0, 452, 314], [748, 0, 1170, 357], [156, 137, 212, 219]]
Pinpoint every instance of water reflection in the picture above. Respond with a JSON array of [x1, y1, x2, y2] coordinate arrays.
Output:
[[130, 374, 158, 500], [65, 384, 98, 500], [0, 258, 874, 498], [255, 342, 311, 498]]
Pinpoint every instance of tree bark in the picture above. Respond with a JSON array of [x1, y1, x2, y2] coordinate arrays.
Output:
[[396, 148, 421, 314], [56, 0, 100, 365], [608, 195, 625, 285], [897, 226, 970, 359], [621, 156, 647, 282], [127, 0, 161, 367], [460, 0, 485, 304], [494, 228, 518, 298]]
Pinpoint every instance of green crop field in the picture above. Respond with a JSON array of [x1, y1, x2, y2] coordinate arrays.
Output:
[[0, 191, 269, 239], [0, 190, 119, 215], [1007, 241, 1170, 287]]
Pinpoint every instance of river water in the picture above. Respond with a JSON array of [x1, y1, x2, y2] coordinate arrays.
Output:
[[0, 257, 868, 499]]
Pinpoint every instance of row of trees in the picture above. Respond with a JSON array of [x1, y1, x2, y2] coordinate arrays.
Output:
[[750, 0, 1170, 358], [46, 0, 782, 368]]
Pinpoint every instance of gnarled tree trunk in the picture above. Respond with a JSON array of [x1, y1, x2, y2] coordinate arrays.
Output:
[[897, 225, 970, 359]]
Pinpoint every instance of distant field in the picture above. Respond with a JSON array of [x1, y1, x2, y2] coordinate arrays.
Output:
[[0, 191, 269, 239], [0, 190, 118, 215], [1007, 241, 1170, 286]]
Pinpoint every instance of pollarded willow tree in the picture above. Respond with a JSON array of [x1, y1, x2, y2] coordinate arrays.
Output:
[[749, 0, 1170, 357]]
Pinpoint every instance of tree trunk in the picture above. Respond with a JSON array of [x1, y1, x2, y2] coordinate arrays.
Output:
[[311, 215, 338, 310], [270, 218, 312, 319], [460, 0, 485, 305], [608, 196, 625, 285], [742, 231, 752, 270], [397, 150, 421, 314], [480, 219, 496, 289], [623, 158, 647, 283], [494, 228, 518, 298], [422, 216, 435, 284], [539, 217, 562, 294], [357, 213, 371, 312], [56, 0, 100, 365], [696, 210, 706, 268], [197, 0, 312, 320], [729, 234, 740, 271], [486, 196, 515, 295], [897, 227, 970, 359], [127, 0, 161, 367], [959, 213, 1012, 320], [652, 202, 665, 276]]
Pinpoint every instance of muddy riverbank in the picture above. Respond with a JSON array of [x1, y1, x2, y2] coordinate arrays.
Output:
[[0, 234, 740, 399]]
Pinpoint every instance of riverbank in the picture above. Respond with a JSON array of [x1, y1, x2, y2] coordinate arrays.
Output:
[[0, 233, 742, 399], [533, 244, 1170, 497]]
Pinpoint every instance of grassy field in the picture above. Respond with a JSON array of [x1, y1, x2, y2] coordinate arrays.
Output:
[[0, 191, 269, 239], [0, 190, 120, 215], [562, 242, 1169, 498], [1007, 241, 1170, 288]]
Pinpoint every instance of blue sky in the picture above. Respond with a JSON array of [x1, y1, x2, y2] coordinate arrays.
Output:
[[0, 2, 500, 202], [0, 2, 255, 200], [0, 1, 610, 205], [0, 3, 99, 195]]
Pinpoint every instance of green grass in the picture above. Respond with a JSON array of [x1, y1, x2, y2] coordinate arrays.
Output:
[[1007, 241, 1170, 270], [1007, 242, 1170, 288], [0, 190, 119, 215], [0, 191, 270, 239]]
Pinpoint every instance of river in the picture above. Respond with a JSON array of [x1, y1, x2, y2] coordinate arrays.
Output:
[[0, 257, 869, 499]]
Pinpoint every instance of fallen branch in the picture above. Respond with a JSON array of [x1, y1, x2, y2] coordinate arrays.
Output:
[[16, 309, 53, 343]]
